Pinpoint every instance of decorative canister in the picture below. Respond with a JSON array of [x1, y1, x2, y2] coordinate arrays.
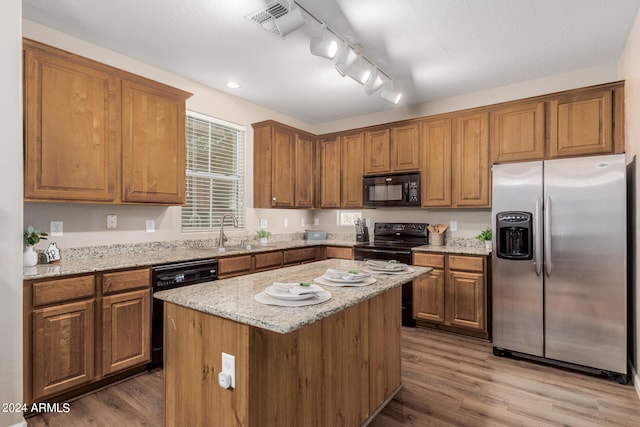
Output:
[[23, 246, 38, 267], [430, 233, 444, 246]]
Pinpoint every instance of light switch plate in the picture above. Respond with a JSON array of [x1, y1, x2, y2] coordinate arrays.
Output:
[[450, 220, 458, 231], [260, 218, 268, 228], [314, 217, 320, 226], [300, 218, 305, 227], [50, 221, 63, 237], [283, 218, 288, 227], [146, 220, 155, 233]]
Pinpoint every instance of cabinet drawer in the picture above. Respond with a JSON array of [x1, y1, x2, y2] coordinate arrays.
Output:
[[412, 253, 445, 269], [32, 275, 95, 307], [448, 255, 484, 273], [102, 268, 151, 295], [254, 251, 283, 271], [283, 247, 318, 264], [326, 246, 353, 260], [219, 255, 253, 277]]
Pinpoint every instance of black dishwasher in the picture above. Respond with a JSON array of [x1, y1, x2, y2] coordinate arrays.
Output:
[[150, 258, 218, 368]]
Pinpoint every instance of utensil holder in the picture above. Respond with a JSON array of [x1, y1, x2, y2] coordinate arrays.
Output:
[[430, 233, 444, 246]]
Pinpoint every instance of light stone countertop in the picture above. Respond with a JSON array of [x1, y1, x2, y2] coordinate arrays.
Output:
[[154, 259, 432, 334], [413, 244, 492, 256]]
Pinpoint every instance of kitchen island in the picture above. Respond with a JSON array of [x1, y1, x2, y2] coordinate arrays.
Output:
[[154, 259, 431, 427]]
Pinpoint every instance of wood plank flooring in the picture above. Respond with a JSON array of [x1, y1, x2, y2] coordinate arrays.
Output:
[[27, 327, 640, 427]]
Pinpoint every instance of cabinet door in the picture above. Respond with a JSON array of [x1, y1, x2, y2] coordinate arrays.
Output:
[[102, 289, 151, 375], [121, 79, 187, 204], [341, 132, 364, 208], [391, 123, 420, 171], [420, 119, 452, 207], [319, 136, 342, 208], [491, 101, 545, 163], [548, 88, 614, 158], [254, 251, 284, 272], [218, 255, 253, 278], [446, 270, 485, 331], [23, 43, 119, 202], [270, 126, 295, 207], [452, 112, 490, 207], [412, 269, 445, 323], [283, 247, 318, 265], [325, 246, 353, 260], [294, 133, 315, 208], [364, 128, 391, 174], [32, 299, 95, 400]]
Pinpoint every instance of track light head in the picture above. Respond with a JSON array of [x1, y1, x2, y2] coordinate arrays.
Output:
[[364, 69, 390, 95], [310, 35, 338, 59], [381, 86, 403, 104], [274, 7, 306, 38], [334, 44, 358, 76], [346, 57, 372, 85]]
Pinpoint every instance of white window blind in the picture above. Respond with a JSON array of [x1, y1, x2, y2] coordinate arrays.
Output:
[[182, 111, 245, 231]]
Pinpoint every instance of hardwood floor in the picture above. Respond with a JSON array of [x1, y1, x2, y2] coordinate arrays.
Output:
[[27, 327, 640, 426]]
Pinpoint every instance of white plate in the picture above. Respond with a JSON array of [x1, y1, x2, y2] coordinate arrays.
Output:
[[366, 264, 407, 272], [362, 266, 415, 275], [314, 276, 377, 287], [322, 274, 370, 283], [265, 286, 317, 301]]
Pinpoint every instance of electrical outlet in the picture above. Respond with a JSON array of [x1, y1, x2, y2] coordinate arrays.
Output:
[[50, 221, 63, 237], [146, 220, 155, 233], [314, 217, 320, 226], [300, 218, 305, 227], [450, 220, 458, 231], [106, 214, 117, 229], [283, 218, 288, 227], [221, 352, 236, 388], [260, 218, 268, 228]]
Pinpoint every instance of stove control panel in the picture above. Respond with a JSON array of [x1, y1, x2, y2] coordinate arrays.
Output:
[[374, 222, 428, 236]]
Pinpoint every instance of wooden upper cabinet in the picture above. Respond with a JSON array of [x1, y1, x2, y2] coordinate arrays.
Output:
[[452, 112, 490, 207], [491, 101, 545, 163], [364, 128, 391, 174], [420, 119, 452, 207], [548, 87, 619, 158], [23, 39, 191, 205], [319, 136, 341, 208], [270, 126, 295, 208], [23, 40, 119, 202], [121, 78, 188, 204], [341, 132, 364, 208], [294, 133, 315, 208], [391, 123, 420, 171]]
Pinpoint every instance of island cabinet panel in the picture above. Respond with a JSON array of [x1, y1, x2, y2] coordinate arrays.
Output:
[[490, 100, 545, 163], [364, 128, 391, 174], [420, 119, 452, 207], [164, 302, 250, 427], [452, 111, 491, 207], [323, 302, 371, 426], [23, 42, 119, 202], [391, 123, 420, 171], [249, 323, 324, 426], [121, 78, 187, 204], [32, 299, 96, 401], [318, 136, 342, 208], [369, 287, 401, 411]]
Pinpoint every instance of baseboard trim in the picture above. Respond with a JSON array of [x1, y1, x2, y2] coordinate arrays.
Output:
[[631, 362, 640, 400]]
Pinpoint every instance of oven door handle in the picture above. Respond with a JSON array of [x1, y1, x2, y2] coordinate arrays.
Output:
[[355, 248, 412, 260]]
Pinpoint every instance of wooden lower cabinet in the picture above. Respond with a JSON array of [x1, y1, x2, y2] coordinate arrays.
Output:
[[413, 253, 488, 339], [218, 255, 253, 278], [253, 250, 283, 272], [32, 299, 96, 401], [25, 268, 151, 404], [283, 247, 318, 265], [325, 246, 353, 260]]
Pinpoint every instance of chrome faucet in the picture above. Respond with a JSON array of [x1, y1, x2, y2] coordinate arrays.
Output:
[[218, 214, 238, 248]]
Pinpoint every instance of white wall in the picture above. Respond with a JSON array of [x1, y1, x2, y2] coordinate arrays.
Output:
[[620, 4, 640, 398], [1, 1, 26, 426]]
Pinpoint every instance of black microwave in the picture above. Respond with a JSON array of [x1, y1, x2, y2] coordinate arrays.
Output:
[[363, 172, 420, 207]]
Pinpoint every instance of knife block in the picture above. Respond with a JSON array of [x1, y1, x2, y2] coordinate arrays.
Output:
[[356, 226, 369, 243]]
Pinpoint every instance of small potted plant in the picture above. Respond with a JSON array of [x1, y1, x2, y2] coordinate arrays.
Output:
[[23, 226, 48, 267], [255, 229, 271, 245], [475, 227, 493, 250]]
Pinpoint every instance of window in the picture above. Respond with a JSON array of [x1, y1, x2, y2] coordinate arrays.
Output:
[[338, 211, 362, 226], [182, 111, 245, 231]]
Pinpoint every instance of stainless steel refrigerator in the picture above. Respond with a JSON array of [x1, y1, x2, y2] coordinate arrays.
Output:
[[491, 154, 627, 381]]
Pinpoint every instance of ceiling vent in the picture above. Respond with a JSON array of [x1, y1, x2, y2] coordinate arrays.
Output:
[[246, 1, 305, 37]]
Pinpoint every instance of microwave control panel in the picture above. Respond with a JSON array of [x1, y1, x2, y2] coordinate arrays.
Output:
[[408, 181, 418, 202]]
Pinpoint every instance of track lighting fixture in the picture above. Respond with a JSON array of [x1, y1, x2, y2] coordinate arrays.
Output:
[[346, 56, 373, 85], [381, 86, 403, 105], [273, 6, 305, 38], [334, 44, 358, 76], [364, 68, 390, 95], [310, 31, 338, 59]]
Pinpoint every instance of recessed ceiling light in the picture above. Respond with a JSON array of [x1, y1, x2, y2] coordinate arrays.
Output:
[[226, 81, 241, 89]]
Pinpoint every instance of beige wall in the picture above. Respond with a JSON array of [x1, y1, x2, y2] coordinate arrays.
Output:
[[1, 2, 25, 427], [620, 5, 640, 397]]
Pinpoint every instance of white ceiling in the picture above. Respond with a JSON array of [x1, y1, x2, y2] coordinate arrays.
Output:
[[22, 0, 640, 124]]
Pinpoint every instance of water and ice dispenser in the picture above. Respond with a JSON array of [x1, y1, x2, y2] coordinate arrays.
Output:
[[496, 211, 533, 260]]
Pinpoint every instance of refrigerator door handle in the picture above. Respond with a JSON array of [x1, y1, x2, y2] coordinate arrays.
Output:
[[535, 197, 542, 276], [544, 196, 552, 277]]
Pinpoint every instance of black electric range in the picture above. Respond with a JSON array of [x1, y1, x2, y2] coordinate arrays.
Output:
[[353, 222, 429, 327]]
